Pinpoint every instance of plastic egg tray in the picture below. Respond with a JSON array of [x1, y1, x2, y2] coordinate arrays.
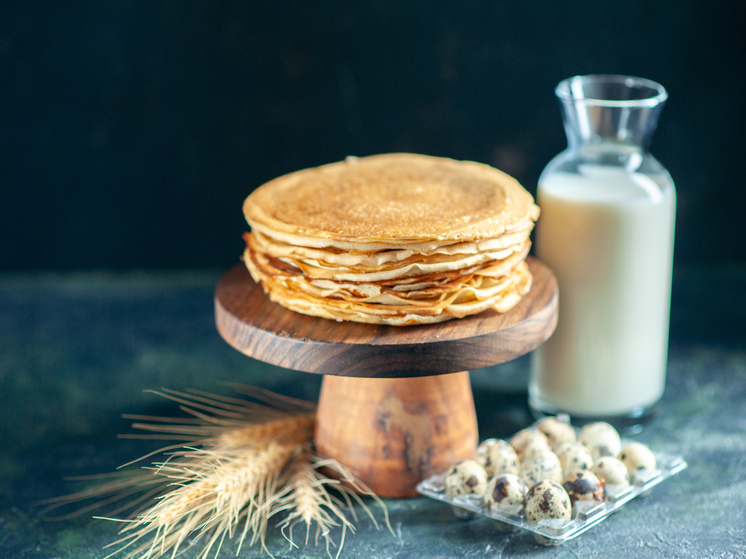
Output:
[[416, 444, 687, 545]]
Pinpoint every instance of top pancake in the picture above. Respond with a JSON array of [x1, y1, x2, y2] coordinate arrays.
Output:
[[244, 153, 538, 248]]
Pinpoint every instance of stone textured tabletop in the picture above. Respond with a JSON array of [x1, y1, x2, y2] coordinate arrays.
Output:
[[1, 266, 744, 558]]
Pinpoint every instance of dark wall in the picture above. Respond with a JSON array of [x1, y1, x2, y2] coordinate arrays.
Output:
[[2, 1, 744, 271]]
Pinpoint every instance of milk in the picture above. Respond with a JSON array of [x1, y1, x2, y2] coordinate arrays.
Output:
[[530, 164, 676, 418]]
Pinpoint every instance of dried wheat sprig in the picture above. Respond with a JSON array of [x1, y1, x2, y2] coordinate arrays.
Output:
[[121, 412, 316, 453], [215, 412, 315, 450], [95, 444, 298, 559], [101, 440, 298, 559], [42, 384, 391, 559], [269, 446, 394, 559], [310, 456, 393, 536], [114, 387, 315, 468], [272, 449, 350, 558]]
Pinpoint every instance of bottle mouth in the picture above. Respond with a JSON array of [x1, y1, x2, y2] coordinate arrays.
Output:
[[556, 75, 668, 108]]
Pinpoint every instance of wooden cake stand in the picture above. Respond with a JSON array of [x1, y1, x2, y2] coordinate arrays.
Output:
[[214, 256, 558, 498]]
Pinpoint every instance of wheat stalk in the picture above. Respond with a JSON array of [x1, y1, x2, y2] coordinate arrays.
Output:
[[41, 385, 390, 558], [267, 446, 393, 559], [102, 440, 297, 559], [273, 447, 350, 555]]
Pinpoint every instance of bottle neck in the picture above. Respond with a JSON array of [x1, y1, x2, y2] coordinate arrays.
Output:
[[556, 75, 667, 156], [561, 101, 663, 154]]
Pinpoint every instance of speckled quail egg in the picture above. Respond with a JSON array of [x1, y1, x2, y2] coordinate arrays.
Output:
[[618, 442, 657, 476], [578, 422, 622, 462], [444, 459, 488, 498], [536, 416, 577, 450], [553, 440, 578, 459], [520, 452, 563, 486], [483, 473, 528, 509], [525, 480, 572, 523], [562, 469, 604, 505], [476, 438, 499, 457], [555, 441, 594, 473], [521, 438, 553, 463], [510, 429, 549, 459], [591, 456, 630, 487], [476, 438, 519, 477], [475, 438, 499, 468]]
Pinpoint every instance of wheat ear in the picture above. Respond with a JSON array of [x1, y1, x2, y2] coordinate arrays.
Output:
[[42, 384, 391, 558], [100, 435, 302, 559], [273, 446, 353, 557], [270, 446, 394, 559]]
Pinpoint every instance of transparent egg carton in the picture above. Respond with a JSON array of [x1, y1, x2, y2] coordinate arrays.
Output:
[[416, 446, 687, 545]]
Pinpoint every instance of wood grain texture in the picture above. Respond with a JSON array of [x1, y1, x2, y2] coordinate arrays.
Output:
[[214, 256, 558, 378], [315, 372, 478, 498]]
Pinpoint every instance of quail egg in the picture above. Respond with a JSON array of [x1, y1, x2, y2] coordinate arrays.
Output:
[[591, 456, 630, 488], [476, 438, 519, 477], [578, 422, 622, 462], [618, 442, 657, 476], [524, 480, 572, 524], [536, 416, 577, 450], [483, 473, 528, 509], [521, 438, 553, 463], [553, 440, 579, 459], [510, 429, 549, 459], [520, 452, 563, 486], [556, 441, 594, 473], [476, 438, 499, 458], [562, 469, 604, 505], [475, 438, 499, 469], [444, 459, 488, 498]]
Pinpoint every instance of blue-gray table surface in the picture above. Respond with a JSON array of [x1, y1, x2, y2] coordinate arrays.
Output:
[[1, 266, 744, 558]]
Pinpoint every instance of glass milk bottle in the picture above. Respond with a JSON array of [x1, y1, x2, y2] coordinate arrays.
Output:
[[530, 75, 676, 432]]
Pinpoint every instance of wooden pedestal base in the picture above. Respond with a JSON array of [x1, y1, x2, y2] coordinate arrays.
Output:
[[315, 372, 478, 498], [214, 258, 557, 499]]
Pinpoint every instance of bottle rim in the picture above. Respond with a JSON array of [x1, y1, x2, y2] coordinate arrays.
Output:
[[555, 74, 668, 108]]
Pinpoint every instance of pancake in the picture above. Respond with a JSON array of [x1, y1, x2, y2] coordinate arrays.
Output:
[[241, 153, 539, 325], [243, 241, 530, 306], [244, 153, 538, 248], [249, 227, 533, 268], [245, 251, 532, 326]]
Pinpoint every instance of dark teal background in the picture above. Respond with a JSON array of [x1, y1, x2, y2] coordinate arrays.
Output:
[[2, 1, 744, 271]]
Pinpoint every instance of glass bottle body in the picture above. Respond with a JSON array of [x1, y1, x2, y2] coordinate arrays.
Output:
[[529, 76, 676, 432]]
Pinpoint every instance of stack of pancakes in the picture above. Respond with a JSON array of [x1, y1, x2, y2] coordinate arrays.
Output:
[[242, 153, 539, 326]]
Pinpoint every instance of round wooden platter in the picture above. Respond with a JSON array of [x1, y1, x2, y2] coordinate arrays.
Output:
[[214, 257, 558, 497], [214, 256, 558, 378]]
